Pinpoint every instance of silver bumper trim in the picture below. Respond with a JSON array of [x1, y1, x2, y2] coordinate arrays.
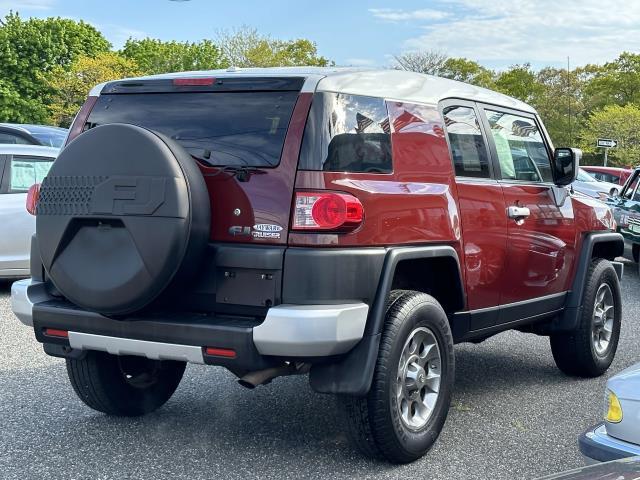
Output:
[[12, 278, 369, 359], [11, 279, 49, 327], [68, 332, 205, 364], [253, 303, 369, 356]]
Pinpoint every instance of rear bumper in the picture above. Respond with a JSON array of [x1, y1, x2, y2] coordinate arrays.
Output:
[[12, 279, 368, 369], [579, 423, 640, 463]]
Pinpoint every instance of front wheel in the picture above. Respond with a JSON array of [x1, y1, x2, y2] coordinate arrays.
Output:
[[550, 258, 622, 377], [66, 351, 186, 416], [339, 291, 455, 463]]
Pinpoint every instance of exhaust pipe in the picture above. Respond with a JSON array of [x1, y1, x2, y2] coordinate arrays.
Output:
[[238, 363, 309, 389]]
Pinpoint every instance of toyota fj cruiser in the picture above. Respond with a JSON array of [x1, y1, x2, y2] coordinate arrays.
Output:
[[12, 67, 624, 463]]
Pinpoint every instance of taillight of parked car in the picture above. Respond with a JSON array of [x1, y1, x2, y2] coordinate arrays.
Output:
[[292, 191, 364, 231], [65, 95, 99, 146], [26, 183, 41, 216]]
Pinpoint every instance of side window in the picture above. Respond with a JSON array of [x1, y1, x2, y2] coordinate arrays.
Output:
[[7, 155, 54, 193], [0, 132, 31, 145], [485, 110, 553, 183], [623, 172, 639, 200], [299, 92, 392, 173], [442, 105, 490, 178]]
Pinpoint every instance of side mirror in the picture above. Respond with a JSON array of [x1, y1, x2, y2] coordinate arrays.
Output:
[[552, 147, 581, 187]]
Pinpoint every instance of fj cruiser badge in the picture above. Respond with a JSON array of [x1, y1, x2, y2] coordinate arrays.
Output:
[[252, 224, 282, 239], [228, 224, 282, 239]]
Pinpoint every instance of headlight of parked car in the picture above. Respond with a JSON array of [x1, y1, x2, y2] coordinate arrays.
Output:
[[605, 389, 623, 423]]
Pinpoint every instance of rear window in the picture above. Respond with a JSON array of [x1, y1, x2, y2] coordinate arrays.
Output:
[[85, 92, 298, 167], [299, 92, 392, 173]]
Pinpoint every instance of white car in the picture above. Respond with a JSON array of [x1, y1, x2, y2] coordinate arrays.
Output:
[[572, 168, 621, 200], [579, 361, 640, 462], [0, 144, 58, 278]]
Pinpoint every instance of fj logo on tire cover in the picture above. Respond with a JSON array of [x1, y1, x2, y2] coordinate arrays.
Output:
[[91, 177, 166, 215]]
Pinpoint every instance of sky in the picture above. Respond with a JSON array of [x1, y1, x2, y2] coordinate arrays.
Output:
[[3, 0, 640, 70]]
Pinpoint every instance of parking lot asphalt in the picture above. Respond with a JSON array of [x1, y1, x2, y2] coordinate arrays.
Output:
[[1, 259, 639, 480]]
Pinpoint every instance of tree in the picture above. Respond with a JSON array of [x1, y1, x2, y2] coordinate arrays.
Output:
[[581, 52, 640, 111], [579, 104, 640, 167], [494, 64, 543, 105], [216, 26, 331, 67], [533, 67, 585, 147], [48, 52, 141, 127], [0, 12, 110, 123], [121, 38, 227, 75], [393, 50, 448, 75], [440, 57, 495, 88]]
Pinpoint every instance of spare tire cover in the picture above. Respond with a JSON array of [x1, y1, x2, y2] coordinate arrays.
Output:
[[37, 123, 210, 316]]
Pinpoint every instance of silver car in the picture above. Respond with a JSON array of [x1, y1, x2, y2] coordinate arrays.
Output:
[[573, 168, 621, 200], [579, 361, 640, 462], [0, 144, 58, 278]]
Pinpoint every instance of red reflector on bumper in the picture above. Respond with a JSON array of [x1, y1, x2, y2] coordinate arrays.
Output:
[[204, 347, 236, 358], [44, 328, 69, 338]]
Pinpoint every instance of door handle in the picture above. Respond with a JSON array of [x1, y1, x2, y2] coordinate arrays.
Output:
[[507, 206, 531, 220]]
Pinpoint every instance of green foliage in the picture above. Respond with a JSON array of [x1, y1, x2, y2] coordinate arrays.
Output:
[[48, 52, 141, 127], [532, 67, 583, 147], [121, 38, 228, 75], [494, 64, 543, 105], [0, 12, 110, 123], [579, 104, 640, 166], [581, 52, 640, 110], [216, 26, 331, 68], [440, 57, 495, 89]]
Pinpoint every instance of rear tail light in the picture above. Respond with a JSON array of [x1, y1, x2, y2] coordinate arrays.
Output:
[[26, 183, 41, 216], [292, 191, 364, 231], [173, 77, 215, 86], [65, 95, 98, 146]]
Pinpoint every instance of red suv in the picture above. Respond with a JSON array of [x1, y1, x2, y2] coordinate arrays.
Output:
[[582, 166, 634, 186], [12, 68, 624, 463]]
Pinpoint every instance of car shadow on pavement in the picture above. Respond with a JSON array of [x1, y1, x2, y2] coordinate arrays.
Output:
[[0, 334, 587, 478]]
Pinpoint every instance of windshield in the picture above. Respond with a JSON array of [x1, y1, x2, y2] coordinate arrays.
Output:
[[29, 130, 67, 148], [577, 169, 597, 182], [86, 92, 298, 167]]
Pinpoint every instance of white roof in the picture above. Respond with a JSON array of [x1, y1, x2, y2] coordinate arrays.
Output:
[[93, 67, 535, 114]]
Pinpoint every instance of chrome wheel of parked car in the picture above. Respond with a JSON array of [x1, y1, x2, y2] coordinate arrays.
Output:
[[397, 327, 441, 431], [592, 283, 615, 356]]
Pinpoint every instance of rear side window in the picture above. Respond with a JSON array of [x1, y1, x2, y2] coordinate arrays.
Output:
[[0, 132, 31, 145], [86, 92, 298, 168], [7, 155, 54, 192], [443, 105, 490, 178], [299, 92, 392, 173]]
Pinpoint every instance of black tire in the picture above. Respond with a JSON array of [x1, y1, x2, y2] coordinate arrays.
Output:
[[37, 123, 210, 316], [339, 290, 455, 463], [632, 244, 639, 263], [550, 259, 622, 377], [66, 351, 186, 416]]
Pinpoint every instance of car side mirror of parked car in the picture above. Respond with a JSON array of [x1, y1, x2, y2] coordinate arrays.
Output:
[[552, 147, 581, 186]]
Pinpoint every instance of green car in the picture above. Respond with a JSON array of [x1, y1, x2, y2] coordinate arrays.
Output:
[[607, 167, 640, 265]]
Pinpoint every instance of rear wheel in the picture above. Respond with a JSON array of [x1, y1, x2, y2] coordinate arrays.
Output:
[[550, 259, 621, 377], [66, 351, 186, 416], [339, 291, 454, 463]]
